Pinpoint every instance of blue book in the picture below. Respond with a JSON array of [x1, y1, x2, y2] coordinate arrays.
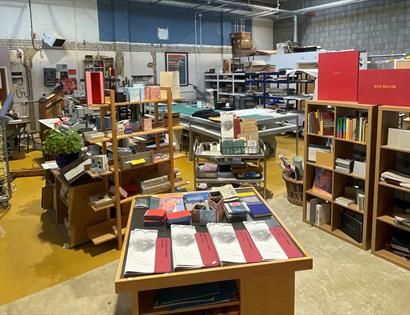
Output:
[[248, 203, 272, 218]]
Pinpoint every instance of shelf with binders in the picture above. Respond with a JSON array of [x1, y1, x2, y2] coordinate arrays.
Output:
[[372, 105, 410, 269], [304, 100, 377, 250]]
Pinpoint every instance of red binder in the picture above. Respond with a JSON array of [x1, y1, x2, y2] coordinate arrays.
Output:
[[318, 50, 359, 102], [235, 229, 262, 263], [195, 233, 220, 268], [86, 71, 104, 105], [269, 227, 302, 259], [358, 69, 410, 107], [154, 238, 171, 273]]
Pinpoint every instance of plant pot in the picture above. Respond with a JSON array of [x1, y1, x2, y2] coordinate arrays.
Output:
[[56, 153, 79, 169]]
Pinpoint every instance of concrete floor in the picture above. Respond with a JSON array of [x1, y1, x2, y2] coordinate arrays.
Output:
[[0, 135, 302, 306], [1, 195, 409, 315]]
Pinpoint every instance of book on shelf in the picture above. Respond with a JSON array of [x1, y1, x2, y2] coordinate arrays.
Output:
[[390, 229, 410, 256], [336, 113, 368, 142], [307, 109, 334, 135], [153, 281, 238, 311], [381, 170, 410, 188], [308, 144, 332, 163], [352, 161, 366, 178], [340, 209, 363, 243], [387, 128, 410, 150], [335, 158, 354, 173], [307, 198, 331, 226], [335, 196, 355, 207], [313, 168, 332, 195]]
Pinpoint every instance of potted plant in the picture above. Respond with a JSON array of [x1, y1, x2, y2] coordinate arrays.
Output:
[[42, 128, 83, 168]]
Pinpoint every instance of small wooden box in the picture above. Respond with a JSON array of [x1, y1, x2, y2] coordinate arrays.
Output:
[[316, 151, 334, 169]]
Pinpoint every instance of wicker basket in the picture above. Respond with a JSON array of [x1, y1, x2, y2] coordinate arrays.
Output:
[[282, 173, 303, 206]]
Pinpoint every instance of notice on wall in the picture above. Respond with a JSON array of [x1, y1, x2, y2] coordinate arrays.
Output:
[[158, 27, 169, 40]]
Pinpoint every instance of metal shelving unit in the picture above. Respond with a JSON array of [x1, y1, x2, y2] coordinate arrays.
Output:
[[245, 70, 316, 109], [204, 72, 246, 101], [193, 140, 267, 198]]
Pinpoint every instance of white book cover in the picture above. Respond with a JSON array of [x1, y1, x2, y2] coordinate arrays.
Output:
[[243, 221, 288, 260], [171, 225, 203, 270], [207, 223, 246, 264], [124, 229, 158, 275]]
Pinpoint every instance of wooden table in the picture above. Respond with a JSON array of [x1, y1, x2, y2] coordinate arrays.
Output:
[[115, 187, 312, 315]]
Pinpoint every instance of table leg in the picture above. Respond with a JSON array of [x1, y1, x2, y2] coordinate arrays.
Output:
[[241, 271, 295, 315], [131, 291, 139, 315]]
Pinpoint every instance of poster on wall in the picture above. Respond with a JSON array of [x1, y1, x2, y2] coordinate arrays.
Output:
[[165, 52, 188, 86]]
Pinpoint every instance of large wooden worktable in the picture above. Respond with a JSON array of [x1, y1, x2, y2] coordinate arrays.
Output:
[[115, 187, 312, 315]]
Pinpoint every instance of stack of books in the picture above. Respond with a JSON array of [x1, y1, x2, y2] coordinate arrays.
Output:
[[335, 158, 354, 173], [307, 198, 331, 225], [336, 114, 368, 142], [307, 109, 334, 135], [166, 210, 192, 227], [381, 170, 410, 189], [144, 209, 166, 227], [153, 281, 238, 311], [390, 229, 410, 259], [224, 202, 250, 222]]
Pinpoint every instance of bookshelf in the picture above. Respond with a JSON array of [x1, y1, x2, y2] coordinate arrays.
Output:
[[371, 105, 410, 270], [303, 100, 378, 250], [85, 88, 183, 250]]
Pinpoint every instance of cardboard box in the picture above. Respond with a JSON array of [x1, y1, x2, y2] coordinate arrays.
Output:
[[316, 151, 334, 169], [387, 128, 410, 149], [358, 69, 410, 107], [318, 50, 359, 101], [394, 59, 410, 69], [223, 59, 232, 73]]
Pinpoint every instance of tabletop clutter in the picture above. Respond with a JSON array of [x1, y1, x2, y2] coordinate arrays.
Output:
[[124, 186, 304, 279]]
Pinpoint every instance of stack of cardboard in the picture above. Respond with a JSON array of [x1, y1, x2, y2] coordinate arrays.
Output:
[[230, 32, 255, 57]]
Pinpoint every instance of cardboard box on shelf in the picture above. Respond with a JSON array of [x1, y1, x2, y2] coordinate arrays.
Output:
[[316, 151, 334, 169], [223, 59, 232, 73]]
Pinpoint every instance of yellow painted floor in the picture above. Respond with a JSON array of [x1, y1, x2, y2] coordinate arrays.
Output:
[[0, 135, 303, 305]]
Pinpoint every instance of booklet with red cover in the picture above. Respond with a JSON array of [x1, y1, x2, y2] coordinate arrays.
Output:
[[195, 233, 221, 268]]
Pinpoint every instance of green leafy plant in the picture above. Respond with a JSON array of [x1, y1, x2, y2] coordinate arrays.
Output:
[[42, 128, 83, 156]]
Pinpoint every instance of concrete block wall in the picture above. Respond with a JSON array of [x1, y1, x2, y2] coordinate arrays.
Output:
[[273, 0, 410, 55]]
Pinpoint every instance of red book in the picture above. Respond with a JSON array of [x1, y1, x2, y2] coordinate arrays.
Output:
[[166, 210, 191, 220], [318, 50, 359, 101], [144, 209, 166, 221], [358, 69, 410, 107], [233, 117, 241, 138], [195, 233, 220, 268], [269, 227, 302, 259], [235, 229, 262, 263], [154, 238, 171, 273]]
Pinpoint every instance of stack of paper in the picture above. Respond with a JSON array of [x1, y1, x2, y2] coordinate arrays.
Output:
[[171, 225, 203, 270], [243, 221, 288, 260], [124, 229, 158, 276], [206, 223, 246, 265], [381, 170, 410, 188]]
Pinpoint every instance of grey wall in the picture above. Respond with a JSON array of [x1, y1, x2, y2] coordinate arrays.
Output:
[[273, 0, 410, 55]]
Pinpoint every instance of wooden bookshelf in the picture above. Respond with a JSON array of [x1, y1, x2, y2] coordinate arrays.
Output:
[[86, 88, 177, 250], [371, 105, 410, 270], [303, 100, 378, 250]]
